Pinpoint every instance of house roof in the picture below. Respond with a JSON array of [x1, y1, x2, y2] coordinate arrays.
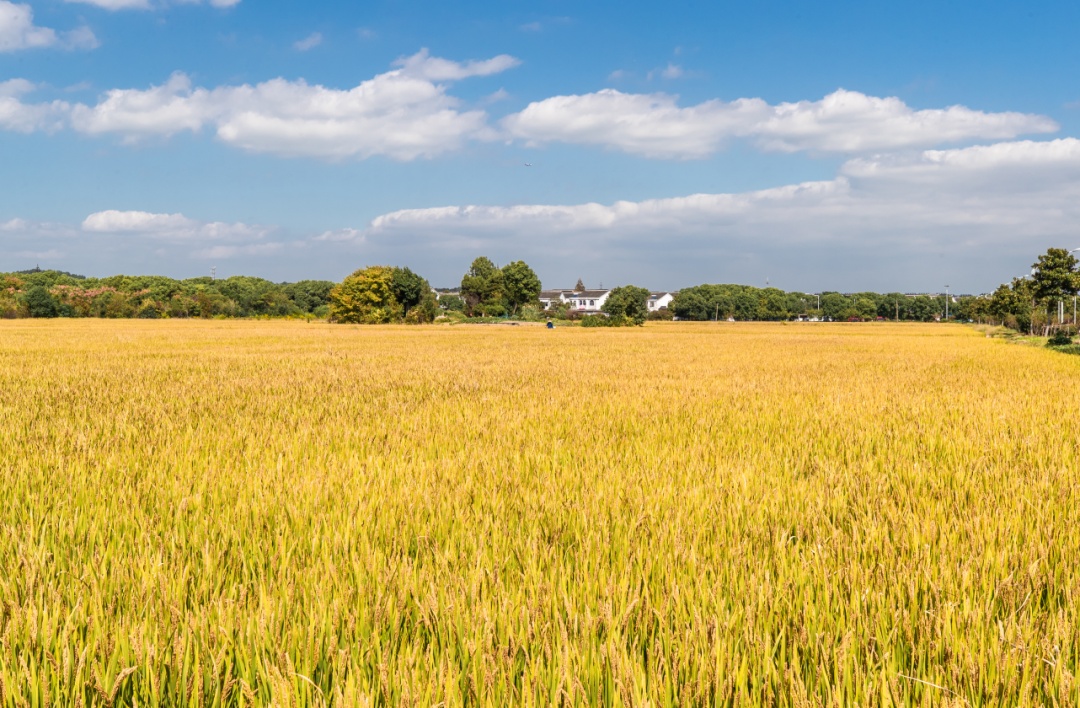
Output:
[[569, 290, 609, 298]]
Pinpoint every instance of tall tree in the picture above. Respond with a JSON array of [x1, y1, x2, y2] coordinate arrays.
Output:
[[23, 286, 58, 318], [602, 285, 650, 325], [1031, 248, 1080, 302], [329, 266, 401, 324], [501, 261, 542, 315], [460, 257, 505, 315], [391, 267, 429, 317]]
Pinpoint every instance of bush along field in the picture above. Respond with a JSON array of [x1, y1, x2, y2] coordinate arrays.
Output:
[[1, 320, 1079, 706]]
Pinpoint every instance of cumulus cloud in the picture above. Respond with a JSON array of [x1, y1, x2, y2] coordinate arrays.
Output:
[[293, 31, 322, 52], [0, 80, 70, 132], [81, 209, 270, 244], [0, 0, 97, 51], [503, 88, 1058, 158], [63, 49, 519, 159], [353, 138, 1080, 289]]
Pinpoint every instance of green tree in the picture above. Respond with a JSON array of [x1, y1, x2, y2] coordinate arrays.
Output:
[[908, 295, 938, 322], [990, 279, 1034, 331], [439, 294, 465, 312], [329, 266, 401, 324], [283, 280, 336, 313], [460, 257, 504, 316], [1031, 248, 1080, 303], [602, 285, 650, 325], [819, 292, 848, 321], [390, 267, 429, 317], [757, 288, 789, 321], [23, 286, 58, 318], [501, 260, 542, 315], [854, 297, 878, 320]]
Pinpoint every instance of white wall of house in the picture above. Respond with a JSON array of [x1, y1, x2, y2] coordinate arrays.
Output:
[[566, 291, 609, 312], [648, 292, 674, 311]]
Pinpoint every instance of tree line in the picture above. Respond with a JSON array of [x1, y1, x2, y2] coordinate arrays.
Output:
[[0, 269, 335, 319], [669, 285, 961, 322], [9, 249, 1075, 328]]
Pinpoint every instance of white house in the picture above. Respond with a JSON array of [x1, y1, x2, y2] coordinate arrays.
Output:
[[539, 289, 574, 310], [647, 292, 675, 312], [565, 290, 610, 313]]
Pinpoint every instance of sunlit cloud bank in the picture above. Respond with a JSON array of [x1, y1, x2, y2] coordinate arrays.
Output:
[[503, 89, 1057, 158], [0, 50, 519, 159], [348, 139, 1080, 289], [0, 57, 1056, 161]]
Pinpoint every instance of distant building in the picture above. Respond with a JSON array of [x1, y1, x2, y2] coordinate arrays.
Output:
[[539, 289, 574, 310], [647, 292, 675, 312], [565, 289, 610, 313]]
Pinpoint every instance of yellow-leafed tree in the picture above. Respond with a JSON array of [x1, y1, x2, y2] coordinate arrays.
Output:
[[329, 265, 402, 323]]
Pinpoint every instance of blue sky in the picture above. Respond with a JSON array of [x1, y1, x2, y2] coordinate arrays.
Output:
[[3, 0, 1080, 292]]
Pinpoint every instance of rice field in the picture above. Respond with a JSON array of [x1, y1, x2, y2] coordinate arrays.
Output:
[[1, 320, 1079, 707]]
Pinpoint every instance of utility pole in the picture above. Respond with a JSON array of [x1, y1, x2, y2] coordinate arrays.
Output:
[[944, 285, 949, 321]]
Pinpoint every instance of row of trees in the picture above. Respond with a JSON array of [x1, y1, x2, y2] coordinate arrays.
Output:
[[979, 247, 1080, 334], [14, 250, 1076, 329], [670, 285, 960, 322], [326, 258, 661, 326], [0, 269, 335, 319]]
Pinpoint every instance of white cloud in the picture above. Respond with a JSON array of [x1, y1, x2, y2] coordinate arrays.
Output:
[[66, 0, 150, 9], [0, 80, 70, 132], [81, 210, 270, 243], [648, 63, 684, 80], [0, 0, 97, 51], [64, 50, 519, 159], [0, 1, 57, 50], [293, 31, 322, 52], [65, 0, 238, 9], [82, 209, 195, 232], [312, 228, 363, 243], [354, 138, 1080, 289], [0, 78, 32, 97], [503, 88, 1058, 158], [0, 217, 78, 239], [71, 73, 211, 138], [391, 48, 520, 81]]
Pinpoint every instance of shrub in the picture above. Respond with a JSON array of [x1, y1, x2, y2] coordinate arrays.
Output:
[[1048, 330, 1074, 347]]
